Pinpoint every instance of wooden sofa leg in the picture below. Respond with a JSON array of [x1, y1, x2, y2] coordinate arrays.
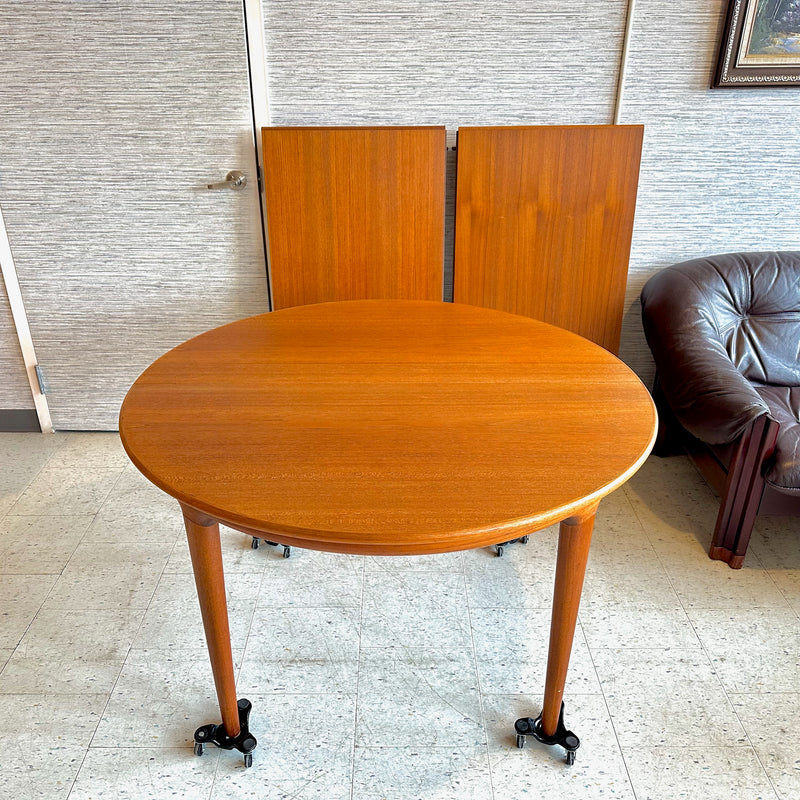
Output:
[[708, 415, 779, 569]]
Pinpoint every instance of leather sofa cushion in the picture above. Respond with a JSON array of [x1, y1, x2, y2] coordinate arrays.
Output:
[[668, 252, 800, 386], [641, 251, 800, 445]]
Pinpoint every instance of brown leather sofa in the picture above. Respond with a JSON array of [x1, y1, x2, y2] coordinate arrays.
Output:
[[640, 251, 800, 568]]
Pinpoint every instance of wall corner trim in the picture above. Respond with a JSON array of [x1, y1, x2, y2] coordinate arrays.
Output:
[[614, 0, 637, 124]]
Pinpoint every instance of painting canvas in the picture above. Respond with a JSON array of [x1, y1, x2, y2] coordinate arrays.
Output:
[[715, 0, 800, 85]]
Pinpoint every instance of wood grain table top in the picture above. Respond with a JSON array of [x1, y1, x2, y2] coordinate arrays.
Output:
[[119, 300, 657, 555]]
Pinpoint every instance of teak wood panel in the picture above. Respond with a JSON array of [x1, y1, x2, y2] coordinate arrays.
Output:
[[453, 125, 643, 354], [262, 126, 446, 309]]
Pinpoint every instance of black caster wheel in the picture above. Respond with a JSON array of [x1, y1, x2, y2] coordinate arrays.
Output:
[[282, 546, 291, 558], [521, 536, 529, 544], [495, 545, 504, 557], [514, 704, 579, 767], [251, 537, 260, 550], [192, 698, 257, 766]]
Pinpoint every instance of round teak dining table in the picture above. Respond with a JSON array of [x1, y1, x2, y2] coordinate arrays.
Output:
[[119, 299, 657, 767]]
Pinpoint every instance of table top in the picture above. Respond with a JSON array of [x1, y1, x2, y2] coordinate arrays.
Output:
[[120, 300, 657, 555]]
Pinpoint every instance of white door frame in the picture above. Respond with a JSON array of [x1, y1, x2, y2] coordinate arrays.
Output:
[[243, 0, 274, 309], [614, 0, 637, 124], [0, 204, 53, 433]]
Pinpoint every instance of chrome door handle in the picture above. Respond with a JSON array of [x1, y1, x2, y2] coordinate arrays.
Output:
[[207, 170, 247, 190]]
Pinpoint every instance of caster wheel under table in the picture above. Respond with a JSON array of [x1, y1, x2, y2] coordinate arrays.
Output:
[[193, 697, 257, 768], [514, 702, 579, 766]]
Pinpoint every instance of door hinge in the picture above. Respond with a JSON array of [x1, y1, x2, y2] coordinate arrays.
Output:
[[34, 365, 49, 395]]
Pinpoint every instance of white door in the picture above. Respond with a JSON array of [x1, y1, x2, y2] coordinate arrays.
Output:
[[0, 1, 268, 430]]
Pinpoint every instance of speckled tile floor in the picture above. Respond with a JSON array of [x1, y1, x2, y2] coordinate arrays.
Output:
[[1, 432, 798, 800]]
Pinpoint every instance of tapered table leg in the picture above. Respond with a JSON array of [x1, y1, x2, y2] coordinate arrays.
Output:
[[541, 509, 596, 732], [514, 507, 596, 764], [182, 505, 240, 738]]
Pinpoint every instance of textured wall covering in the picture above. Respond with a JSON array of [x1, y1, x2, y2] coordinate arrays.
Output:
[[263, 1, 627, 127], [0, 1, 268, 429], [618, 1, 800, 380], [0, 275, 32, 409]]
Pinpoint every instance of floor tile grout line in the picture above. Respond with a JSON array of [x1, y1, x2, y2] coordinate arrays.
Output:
[[7, 445, 128, 518], [620, 481, 681, 567], [463, 563, 497, 800], [51, 437, 130, 800], [349, 554, 366, 800], [592, 485, 655, 799], [625, 473, 798, 622], [582, 602, 642, 800], [624, 459, 780, 578], [625, 480, 781, 790], [232, 551, 278, 781], [0, 514, 102, 677], [683, 608, 784, 800], [761, 564, 800, 624], [64, 477, 205, 793], [620, 477, 790, 797], [2, 432, 66, 517], [64, 732, 96, 799], [85, 471, 172, 750], [722, 689, 797, 800], [82, 460, 178, 650]]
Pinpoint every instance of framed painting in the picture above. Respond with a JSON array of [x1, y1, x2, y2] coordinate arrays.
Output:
[[714, 0, 800, 86]]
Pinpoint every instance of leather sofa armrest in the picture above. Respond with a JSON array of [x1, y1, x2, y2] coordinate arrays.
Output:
[[641, 268, 770, 446]]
